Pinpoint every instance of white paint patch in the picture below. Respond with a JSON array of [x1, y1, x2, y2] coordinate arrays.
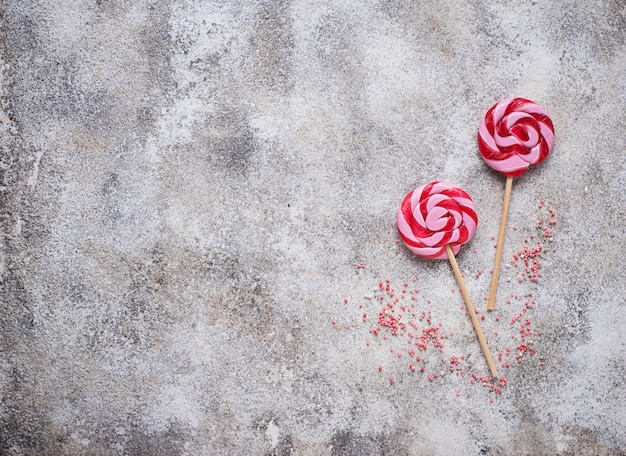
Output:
[[516, 42, 560, 101], [266, 419, 280, 449], [151, 3, 249, 149], [144, 382, 205, 433], [27, 148, 44, 189], [363, 26, 422, 128], [548, 285, 626, 448]]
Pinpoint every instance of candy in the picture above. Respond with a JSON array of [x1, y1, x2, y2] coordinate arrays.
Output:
[[478, 98, 555, 311], [397, 181, 477, 260], [397, 181, 498, 377], [478, 97, 554, 177]]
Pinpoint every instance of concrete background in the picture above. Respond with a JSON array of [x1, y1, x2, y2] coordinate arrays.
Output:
[[1, 0, 624, 454]]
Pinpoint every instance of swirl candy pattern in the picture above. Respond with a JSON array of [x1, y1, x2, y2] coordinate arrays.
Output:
[[397, 181, 477, 260], [478, 98, 555, 177]]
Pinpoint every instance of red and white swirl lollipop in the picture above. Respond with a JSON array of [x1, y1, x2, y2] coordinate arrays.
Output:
[[397, 181, 477, 259], [398, 181, 498, 377], [479, 97, 554, 178], [478, 98, 555, 311]]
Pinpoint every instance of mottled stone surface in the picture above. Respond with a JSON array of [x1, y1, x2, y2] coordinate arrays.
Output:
[[0, 1, 624, 455]]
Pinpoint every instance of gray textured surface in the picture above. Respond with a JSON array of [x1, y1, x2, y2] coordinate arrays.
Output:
[[1, 1, 625, 455]]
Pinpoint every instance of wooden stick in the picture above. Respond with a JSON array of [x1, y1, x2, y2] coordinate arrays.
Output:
[[446, 244, 499, 378], [487, 175, 513, 311]]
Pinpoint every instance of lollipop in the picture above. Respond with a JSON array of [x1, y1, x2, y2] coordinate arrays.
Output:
[[478, 98, 554, 311], [398, 181, 498, 377]]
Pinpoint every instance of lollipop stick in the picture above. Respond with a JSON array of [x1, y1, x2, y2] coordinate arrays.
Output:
[[446, 244, 499, 378], [487, 176, 513, 311]]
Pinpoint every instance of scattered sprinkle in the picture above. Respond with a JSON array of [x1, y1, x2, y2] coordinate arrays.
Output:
[[332, 198, 556, 398]]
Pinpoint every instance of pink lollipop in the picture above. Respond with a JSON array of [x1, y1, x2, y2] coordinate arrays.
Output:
[[398, 181, 498, 377], [478, 98, 555, 311], [479, 98, 554, 178], [397, 181, 477, 259]]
